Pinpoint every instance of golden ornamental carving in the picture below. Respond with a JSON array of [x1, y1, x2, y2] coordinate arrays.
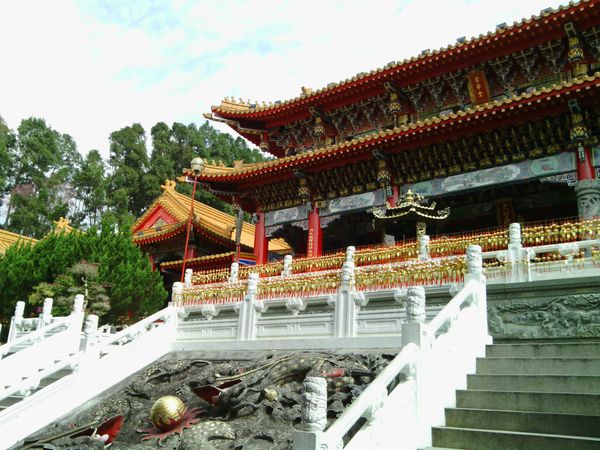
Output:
[[161, 179, 177, 191]]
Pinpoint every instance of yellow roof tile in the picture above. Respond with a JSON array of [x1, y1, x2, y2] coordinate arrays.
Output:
[[132, 180, 290, 252], [0, 229, 37, 255]]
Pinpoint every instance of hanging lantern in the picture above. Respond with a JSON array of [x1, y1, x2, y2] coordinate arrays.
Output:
[[388, 92, 402, 115], [569, 113, 589, 143], [314, 117, 325, 137]]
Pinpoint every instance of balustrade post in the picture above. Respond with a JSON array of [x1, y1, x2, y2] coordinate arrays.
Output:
[[38, 297, 53, 328], [281, 254, 293, 278], [293, 377, 328, 450], [77, 314, 100, 372], [334, 246, 366, 338], [402, 318, 431, 447], [70, 294, 86, 353], [7, 301, 25, 343], [235, 273, 265, 341], [172, 282, 184, 305], [465, 245, 489, 340], [508, 223, 527, 282], [418, 235, 430, 261], [229, 262, 239, 283], [184, 268, 193, 288]]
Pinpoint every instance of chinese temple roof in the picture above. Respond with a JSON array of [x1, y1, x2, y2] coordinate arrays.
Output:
[[131, 180, 290, 252], [207, 0, 599, 139], [0, 229, 37, 255], [191, 72, 600, 185]]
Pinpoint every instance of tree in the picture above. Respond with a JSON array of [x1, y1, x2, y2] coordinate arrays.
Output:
[[3, 118, 81, 237], [107, 124, 150, 227], [28, 261, 110, 318], [71, 150, 107, 228], [0, 116, 15, 207], [0, 223, 166, 324]]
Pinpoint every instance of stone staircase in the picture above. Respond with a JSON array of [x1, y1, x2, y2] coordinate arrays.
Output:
[[427, 342, 600, 450]]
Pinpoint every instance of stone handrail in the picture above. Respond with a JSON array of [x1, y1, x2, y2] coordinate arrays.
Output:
[[0, 353, 80, 404], [315, 343, 419, 449], [0, 316, 70, 358], [95, 307, 174, 357], [0, 305, 177, 449], [426, 278, 478, 336], [0, 319, 81, 403], [293, 245, 489, 449]]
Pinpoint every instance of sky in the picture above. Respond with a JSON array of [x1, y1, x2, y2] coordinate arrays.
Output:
[[0, 0, 568, 158]]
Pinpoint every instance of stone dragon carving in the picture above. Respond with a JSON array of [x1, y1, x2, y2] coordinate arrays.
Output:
[[25, 351, 392, 449]]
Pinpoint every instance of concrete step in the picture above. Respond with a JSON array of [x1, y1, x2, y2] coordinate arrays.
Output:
[[445, 408, 600, 438], [456, 390, 600, 415], [432, 427, 600, 450], [476, 357, 600, 375], [467, 374, 600, 394], [486, 342, 600, 358]]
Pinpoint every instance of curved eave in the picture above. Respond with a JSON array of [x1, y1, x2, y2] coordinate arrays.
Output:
[[133, 223, 186, 245], [210, 0, 599, 122], [194, 73, 600, 185]]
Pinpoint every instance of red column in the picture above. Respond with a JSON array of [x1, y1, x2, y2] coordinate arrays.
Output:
[[576, 146, 596, 180], [185, 245, 197, 259], [307, 204, 323, 257], [389, 185, 399, 207], [254, 211, 268, 265]]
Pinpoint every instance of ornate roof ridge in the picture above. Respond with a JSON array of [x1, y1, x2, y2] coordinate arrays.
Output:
[[211, 0, 593, 116], [197, 72, 600, 179]]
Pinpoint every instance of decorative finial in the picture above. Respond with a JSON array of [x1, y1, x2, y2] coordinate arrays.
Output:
[[161, 180, 177, 191]]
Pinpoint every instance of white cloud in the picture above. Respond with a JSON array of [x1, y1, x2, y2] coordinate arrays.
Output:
[[0, 0, 568, 157]]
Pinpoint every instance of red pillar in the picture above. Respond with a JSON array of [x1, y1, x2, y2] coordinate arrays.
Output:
[[307, 204, 323, 257], [576, 145, 596, 180], [185, 245, 197, 259], [389, 185, 399, 208], [254, 211, 268, 265]]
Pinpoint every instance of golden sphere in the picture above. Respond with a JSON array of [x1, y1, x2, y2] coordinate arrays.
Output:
[[150, 395, 187, 431]]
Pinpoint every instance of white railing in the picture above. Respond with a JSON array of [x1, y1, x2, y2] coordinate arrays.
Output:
[[0, 304, 180, 450], [293, 245, 490, 450], [93, 307, 175, 359], [0, 316, 70, 359], [0, 297, 84, 404]]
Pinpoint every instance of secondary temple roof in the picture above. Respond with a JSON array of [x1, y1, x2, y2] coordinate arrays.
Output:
[[131, 180, 290, 252]]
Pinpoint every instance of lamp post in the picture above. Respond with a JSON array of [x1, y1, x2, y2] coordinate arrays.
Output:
[[181, 157, 205, 282]]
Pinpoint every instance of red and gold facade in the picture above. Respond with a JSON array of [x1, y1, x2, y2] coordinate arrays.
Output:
[[192, 1, 600, 263], [131, 180, 289, 274]]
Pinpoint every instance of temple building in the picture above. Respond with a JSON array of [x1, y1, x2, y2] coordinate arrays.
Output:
[[131, 179, 290, 279], [194, 2, 600, 263], [5, 4, 600, 450]]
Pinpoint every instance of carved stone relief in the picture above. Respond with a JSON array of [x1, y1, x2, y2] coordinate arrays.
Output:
[[488, 293, 600, 339]]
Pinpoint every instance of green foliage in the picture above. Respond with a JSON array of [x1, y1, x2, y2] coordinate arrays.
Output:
[[28, 261, 111, 318], [0, 116, 263, 323], [3, 117, 82, 237], [0, 225, 166, 324], [71, 150, 107, 227]]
